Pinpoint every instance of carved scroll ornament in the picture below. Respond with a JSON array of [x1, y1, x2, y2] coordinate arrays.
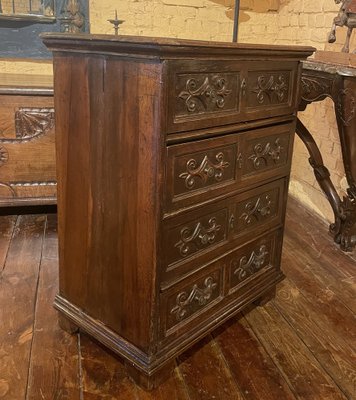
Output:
[[175, 217, 221, 257], [248, 139, 283, 169], [179, 152, 230, 190], [170, 276, 218, 321], [233, 245, 269, 282], [240, 195, 272, 225], [179, 76, 232, 113], [253, 75, 288, 104], [0, 146, 9, 166]]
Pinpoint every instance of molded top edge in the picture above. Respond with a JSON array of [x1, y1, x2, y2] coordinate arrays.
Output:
[[41, 33, 315, 59]]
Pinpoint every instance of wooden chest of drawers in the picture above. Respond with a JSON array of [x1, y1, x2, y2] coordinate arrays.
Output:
[[0, 74, 56, 207], [42, 34, 314, 389]]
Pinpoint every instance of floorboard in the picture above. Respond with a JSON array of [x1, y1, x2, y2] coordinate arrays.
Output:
[[0, 197, 355, 400]]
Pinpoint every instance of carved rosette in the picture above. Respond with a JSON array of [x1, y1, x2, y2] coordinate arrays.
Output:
[[175, 217, 221, 257], [232, 245, 269, 282], [15, 108, 55, 140], [337, 88, 356, 126], [253, 75, 288, 104], [179, 75, 232, 113], [170, 276, 218, 321], [240, 195, 272, 225], [179, 152, 230, 190], [248, 139, 283, 169]]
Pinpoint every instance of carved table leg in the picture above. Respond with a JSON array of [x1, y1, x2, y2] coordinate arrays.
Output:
[[125, 360, 176, 391], [295, 119, 345, 239], [334, 77, 356, 251]]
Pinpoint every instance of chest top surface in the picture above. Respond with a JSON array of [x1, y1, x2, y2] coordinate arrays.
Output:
[[41, 33, 315, 61]]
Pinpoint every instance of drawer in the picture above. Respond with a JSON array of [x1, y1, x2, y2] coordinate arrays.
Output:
[[166, 60, 298, 134], [162, 178, 286, 282], [160, 261, 224, 337], [0, 94, 56, 205], [159, 228, 283, 340], [165, 123, 293, 213], [227, 229, 281, 294]]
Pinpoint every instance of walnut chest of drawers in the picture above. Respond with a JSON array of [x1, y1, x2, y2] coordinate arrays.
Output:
[[42, 33, 314, 389], [0, 74, 56, 207]]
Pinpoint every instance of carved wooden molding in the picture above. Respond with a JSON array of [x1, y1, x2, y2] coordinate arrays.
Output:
[[15, 107, 55, 140], [175, 217, 221, 257], [232, 244, 269, 282], [170, 276, 218, 322], [253, 75, 288, 104], [179, 76, 232, 113], [179, 152, 230, 189]]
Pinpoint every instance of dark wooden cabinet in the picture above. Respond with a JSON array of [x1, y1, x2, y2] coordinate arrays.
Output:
[[0, 74, 56, 207], [42, 34, 314, 389]]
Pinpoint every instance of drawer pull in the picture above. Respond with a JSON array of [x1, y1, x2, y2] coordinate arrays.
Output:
[[179, 76, 232, 113], [232, 245, 269, 282], [179, 152, 230, 190], [229, 214, 235, 229], [170, 276, 218, 321], [240, 195, 272, 225], [241, 78, 247, 97], [248, 138, 283, 170], [175, 217, 221, 256]]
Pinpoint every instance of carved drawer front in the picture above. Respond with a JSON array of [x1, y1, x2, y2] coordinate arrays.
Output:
[[161, 264, 224, 336], [166, 133, 239, 212], [227, 230, 279, 294], [245, 62, 297, 119], [239, 123, 294, 184], [164, 207, 229, 268], [167, 60, 242, 133], [233, 179, 285, 238], [0, 94, 56, 205]]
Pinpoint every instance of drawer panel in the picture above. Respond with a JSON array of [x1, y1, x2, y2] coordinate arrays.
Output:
[[166, 60, 298, 134], [163, 178, 286, 281], [161, 262, 224, 335], [165, 206, 230, 267], [165, 123, 294, 213], [240, 123, 294, 183], [233, 179, 284, 238], [227, 230, 280, 294]]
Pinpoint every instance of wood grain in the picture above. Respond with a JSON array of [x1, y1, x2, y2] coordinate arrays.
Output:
[[244, 302, 348, 400], [274, 279, 356, 399], [0, 215, 17, 271], [0, 215, 46, 399], [26, 214, 80, 400], [177, 336, 245, 400], [213, 315, 296, 400]]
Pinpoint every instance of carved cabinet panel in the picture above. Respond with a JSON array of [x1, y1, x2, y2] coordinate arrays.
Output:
[[161, 264, 223, 336], [166, 60, 299, 134], [234, 179, 284, 238], [165, 122, 294, 213], [165, 207, 229, 267], [0, 75, 56, 206], [227, 230, 279, 293]]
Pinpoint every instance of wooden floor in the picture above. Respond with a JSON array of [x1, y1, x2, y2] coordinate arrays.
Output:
[[0, 196, 355, 400]]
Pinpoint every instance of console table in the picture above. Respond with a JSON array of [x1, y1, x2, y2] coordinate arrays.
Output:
[[297, 58, 356, 252], [42, 33, 313, 389]]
